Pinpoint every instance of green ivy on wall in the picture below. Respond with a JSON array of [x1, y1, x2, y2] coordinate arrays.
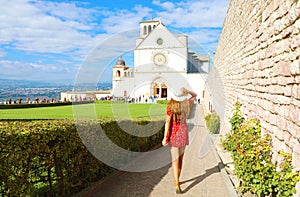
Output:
[[221, 102, 299, 197]]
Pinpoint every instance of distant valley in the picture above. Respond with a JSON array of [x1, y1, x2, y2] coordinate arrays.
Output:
[[0, 79, 111, 102]]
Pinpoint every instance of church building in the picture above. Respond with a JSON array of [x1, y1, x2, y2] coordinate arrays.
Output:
[[61, 20, 210, 102], [112, 20, 210, 101]]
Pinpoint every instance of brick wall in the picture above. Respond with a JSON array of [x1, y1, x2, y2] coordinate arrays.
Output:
[[213, 0, 300, 194]]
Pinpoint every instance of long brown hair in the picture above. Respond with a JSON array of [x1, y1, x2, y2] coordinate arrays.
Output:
[[167, 98, 190, 123]]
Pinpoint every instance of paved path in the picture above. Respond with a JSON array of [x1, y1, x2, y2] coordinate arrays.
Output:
[[76, 105, 238, 197]]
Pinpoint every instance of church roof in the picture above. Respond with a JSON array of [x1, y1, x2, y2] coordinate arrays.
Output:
[[135, 22, 185, 50]]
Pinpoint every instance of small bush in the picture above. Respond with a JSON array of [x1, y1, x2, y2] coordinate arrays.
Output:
[[156, 99, 169, 105], [205, 112, 220, 134]]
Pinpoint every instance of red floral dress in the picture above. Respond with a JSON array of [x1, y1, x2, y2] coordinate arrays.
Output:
[[166, 98, 193, 148]]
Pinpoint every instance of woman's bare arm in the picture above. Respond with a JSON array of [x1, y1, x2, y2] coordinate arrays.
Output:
[[162, 115, 171, 146], [181, 87, 197, 101]]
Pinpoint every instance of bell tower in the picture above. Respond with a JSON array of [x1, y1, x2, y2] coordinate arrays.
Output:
[[139, 20, 161, 38], [136, 20, 162, 48], [112, 56, 133, 95]]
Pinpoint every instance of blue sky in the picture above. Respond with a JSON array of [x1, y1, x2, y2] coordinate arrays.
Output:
[[0, 0, 230, 84]]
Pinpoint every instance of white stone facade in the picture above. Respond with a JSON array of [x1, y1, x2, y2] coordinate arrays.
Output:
[[112, 20, 210, 101], [61, 91, 111, 102]]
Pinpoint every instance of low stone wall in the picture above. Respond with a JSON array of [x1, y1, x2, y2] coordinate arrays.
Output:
[[213, 0, 300, 194]]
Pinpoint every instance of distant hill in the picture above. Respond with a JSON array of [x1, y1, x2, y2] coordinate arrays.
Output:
[[0, 79, 112, 101], [0, 79, 62, 89], [0, 79, 112, 90]]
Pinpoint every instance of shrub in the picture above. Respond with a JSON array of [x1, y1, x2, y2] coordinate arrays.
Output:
[[156, 99, 169, 105], [205, 111, 220, 134], [0, 119, 164, 196], [221, 102, 299, 196]]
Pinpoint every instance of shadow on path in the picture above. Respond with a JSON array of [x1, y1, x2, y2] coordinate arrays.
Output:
[[181, 162, 223, 193]]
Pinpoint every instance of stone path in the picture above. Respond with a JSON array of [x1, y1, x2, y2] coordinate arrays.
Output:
[[76, 105, 238, 197]]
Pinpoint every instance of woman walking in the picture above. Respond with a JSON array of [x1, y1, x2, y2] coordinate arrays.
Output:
[[162, 87, 197, 194]]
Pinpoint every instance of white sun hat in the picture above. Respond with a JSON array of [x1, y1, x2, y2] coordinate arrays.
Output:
[[173, 92, 190, 101]]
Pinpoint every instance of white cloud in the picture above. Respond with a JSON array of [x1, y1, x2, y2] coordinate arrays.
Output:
[[99, 5, 153, 34], [75, 30, 139, 83], [97, 0, 229, 55], [152, 0, 230, 28], [33, 1, 97, 24], [0, 60, 78, 82], [0, 0, 101, 59], [152, 0, 175, 10], [0, 0, 229, 58], [150, 0, 229, 56], [0, 0, 230, 83], [187, 28, 222, 52], [188, 29, 222, 43]]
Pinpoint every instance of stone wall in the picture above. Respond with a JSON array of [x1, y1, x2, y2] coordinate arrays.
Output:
[[213, 0, 300, 194]]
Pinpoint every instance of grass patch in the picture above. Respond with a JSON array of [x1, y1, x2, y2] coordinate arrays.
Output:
[[0, 103, 166, 119]]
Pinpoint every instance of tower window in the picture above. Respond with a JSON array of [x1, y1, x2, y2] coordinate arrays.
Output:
[[143, 26, 147, 35], [116, 70, 121, 77], [148, 25, 152, 33]]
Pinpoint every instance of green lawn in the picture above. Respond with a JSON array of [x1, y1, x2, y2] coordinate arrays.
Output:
[[0, 103, 167, 119]]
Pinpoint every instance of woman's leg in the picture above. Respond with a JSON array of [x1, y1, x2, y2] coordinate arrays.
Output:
[[178, 146, 185, 178], [170, 147, 184, 193], [171, 147, 180, 186], [171, 147, 180, 185], [172, 158, 180, 187]]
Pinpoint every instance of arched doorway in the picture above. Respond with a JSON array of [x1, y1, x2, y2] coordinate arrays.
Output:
[[151, 78, 168, 99]]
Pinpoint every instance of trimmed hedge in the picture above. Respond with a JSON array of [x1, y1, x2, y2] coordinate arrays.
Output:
[[0, 119, 164, 196], [156, 100, 168, 105]]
